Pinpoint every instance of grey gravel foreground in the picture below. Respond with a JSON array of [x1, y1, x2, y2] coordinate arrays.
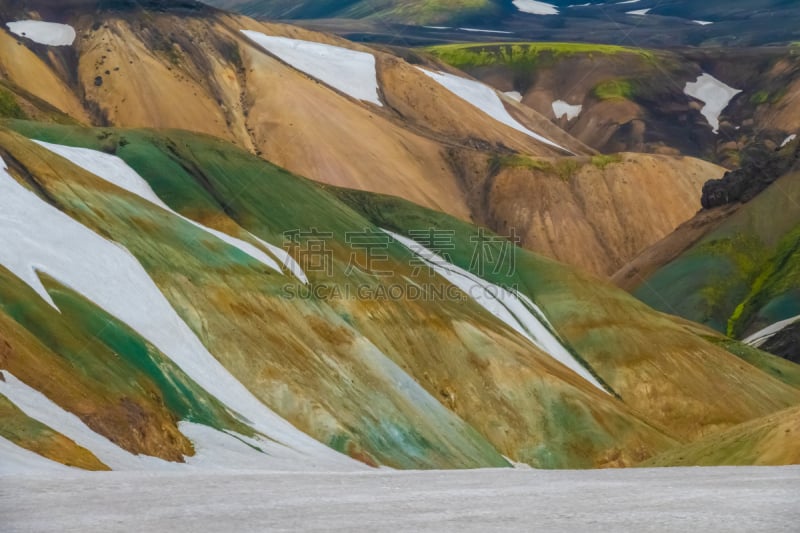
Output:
[[1, 466, 798, 532]]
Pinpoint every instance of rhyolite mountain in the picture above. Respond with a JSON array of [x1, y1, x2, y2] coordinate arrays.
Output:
[[0, 0, 726, 277], [0, 0, 798, 472], [2, 121, 798, 471]]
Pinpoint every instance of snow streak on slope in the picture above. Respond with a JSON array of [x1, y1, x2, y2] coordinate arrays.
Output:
[[0, 156, 357, 470], [385, 230, 606, 392], [248, 233, 309, 284], [6, 20, 76, 46], [0, 372, 171, 470], [684, 73, 742, 134], [416, 68, 570, 153], [0, 371, 333, 471], [513, 0, 559, 15], [241, 30, 382, 107], [0, 435, 70, 474], [34, 141, 285, 276], [743, 315, 800, 348], [552, 100, 582, 120]]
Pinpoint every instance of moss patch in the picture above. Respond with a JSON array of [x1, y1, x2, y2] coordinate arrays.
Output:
[[0, 88, 26, 120], [592, 79, 635, 101], [591, 154, 622, 170], [427, 42, 653, 71]]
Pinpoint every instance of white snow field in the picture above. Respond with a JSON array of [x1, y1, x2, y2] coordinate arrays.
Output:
[[416, 68, 571, 153], [684, 73, 742, 134], [2, 466, 797, 532], [552, 100, 583, 120], [241, 30, 383, 106], [33, 140, 293, 277], [6, 20, 76, 46], [0, 156, 356, 470], [513, 0, 559, 15], [386, 230, 606, 392]]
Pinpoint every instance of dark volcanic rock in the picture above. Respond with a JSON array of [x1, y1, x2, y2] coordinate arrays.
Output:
[[701, 140, 800, 209], [760, 322, 800, 365]]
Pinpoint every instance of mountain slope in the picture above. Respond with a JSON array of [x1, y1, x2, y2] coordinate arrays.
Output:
[[616, 139, 800, 347], [643, 404, 800, 467], [424, 42, 800, 166], [204, 0, 505, 25], [1, 122, 798, 470]]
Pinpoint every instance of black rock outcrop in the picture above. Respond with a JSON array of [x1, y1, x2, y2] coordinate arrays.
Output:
[[701, 138, 800, 209], [760, 322, 800, 365]]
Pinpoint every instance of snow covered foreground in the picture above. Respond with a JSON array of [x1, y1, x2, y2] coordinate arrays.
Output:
[[2, 466, 797, 532]]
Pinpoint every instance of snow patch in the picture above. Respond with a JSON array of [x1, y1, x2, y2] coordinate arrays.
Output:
[[416, 67, 571, 153], [458, 28, 513, 34], [693, 20, 714, 26], [781, 134, 797, 148], [6, 20, 75, 46], [504, 91, 523, 102], [743, 314, 800, 348], [34, 141, 285, 275], [626, 8, 651, 15], [241, 30, 382, 107], [552, 100, 583, 120], [683, 73, 741, 134], [385, 229, 606, 393], [513, 0, 559, 15], [0, 155, 356, 470]]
